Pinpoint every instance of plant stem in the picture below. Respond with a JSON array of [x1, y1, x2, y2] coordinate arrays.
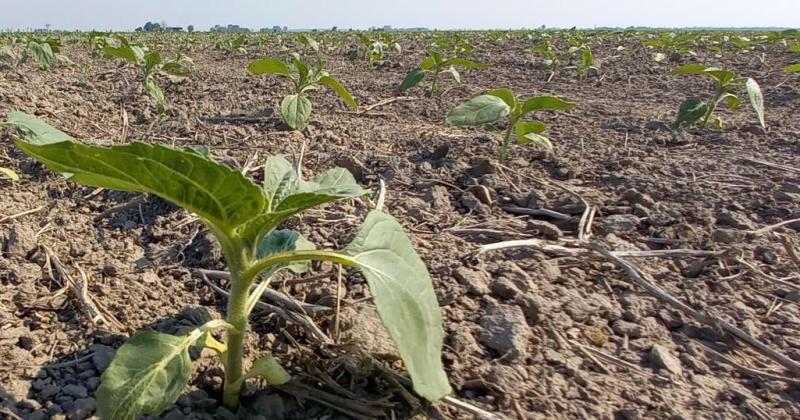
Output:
[[221, 250, 250, 409], [498, 120, 515, 163], [429, 67, 440, 97]]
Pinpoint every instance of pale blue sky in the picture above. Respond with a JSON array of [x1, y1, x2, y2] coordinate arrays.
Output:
[[2, 0, 798, 31]]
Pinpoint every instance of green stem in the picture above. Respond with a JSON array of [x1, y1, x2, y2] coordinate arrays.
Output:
[[429, 67, 440, 97], [499, 119, 515, 163], [222, 254, 249, 408]]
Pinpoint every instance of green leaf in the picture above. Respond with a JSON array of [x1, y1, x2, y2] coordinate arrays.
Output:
[[673, 98, 708, 129], [344, 210, 451, 401], [280, 94, 312, 130], [521, 96, 577, 115], [96, 330, 198, 419], [0, 167, 19, 181], [785, 63, 800, 73], [248, 58, 290, 76], [487, 88, 517, 109], [256, 229, 316, 275], [28, 41, 53, 70], [161, 61, 191, 77], [446, 95, 510, 126], [419, 56, 437, 71], [144, 52, 161, 73], [399, 68, 426, 92], [318, 76, 358, 110], [442, 57, 486, 69], [144, 77, 166, 109], [239, 155, 366, 245], [103, 45, 142, 64], [245, 354, 291, 384], [720, 93, 741, 110], [745, 78, 766, 129], [516, 132, 554, 150], [704, 69, 736, 86], [9, 116, 266, 234], [790, 44, 800, 53], [7, 111, 75, 144], [671, 63, 707, 75]]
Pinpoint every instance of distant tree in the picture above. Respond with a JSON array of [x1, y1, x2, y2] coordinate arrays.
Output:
[[143, 21, 154, 31], [331, 26, 337, 32], [188, 25, 194, 32]]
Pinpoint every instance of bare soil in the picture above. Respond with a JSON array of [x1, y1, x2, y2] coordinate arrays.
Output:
[[1, 33, 799, 419]]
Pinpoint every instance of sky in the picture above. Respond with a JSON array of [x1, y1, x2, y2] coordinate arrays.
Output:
[[2, 0, 798, 31]]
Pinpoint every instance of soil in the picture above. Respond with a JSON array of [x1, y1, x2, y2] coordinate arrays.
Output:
[[1, 32, 799, 420]]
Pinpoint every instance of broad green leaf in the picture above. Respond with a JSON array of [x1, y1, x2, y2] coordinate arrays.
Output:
[[578, 48, 593, 77], [521, 96, 577, 115], [7, 111, 75, 144], [745, 78, 766, 129], [399, 68, 426, 92], [144, 77, 165, 109], [785, 63, 800, 73], [721, 93, 741, 110], [9, 116, 266, 233], [318, 76, 358, 110], [248, 58, 290, 76], [516, 132, 554, 150], [143, 52, 161, 73], [96, 330, 198, 419], [28, 41, 53, 70], [790, 44, 800, 53], [103, 45, 140, 64], [239, 155, 366, 245], [442, 57, 486, 69], [704, 69, 735, 86], [256, 229, 316, 275], [344, 210, 451, 401], [292, 56, 309, 85], [280, 94, 312, 130], [161, 61, 191, 77], [487, 88, 517, 109], [671, 63, 706, 75], [446, 95, 510, 126], [445, 66, 460, 84], [0, 167, 19, 181], [673, 98, 708, 129], [515, 120, 546, 139], [419, 56, 437, 71]]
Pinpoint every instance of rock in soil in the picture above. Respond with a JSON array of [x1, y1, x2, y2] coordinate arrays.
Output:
[[478, 304, 531, 360]]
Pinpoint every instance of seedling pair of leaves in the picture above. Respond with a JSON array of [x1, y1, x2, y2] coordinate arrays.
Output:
[[248, 54, 357, 130], [5, 112, 451, 419], [671, 64, 765, 130], [446, 88, 577, 162], [104, 36, 192, 111], [214, 33, 248, 55], [355, 33, 401, 63], [399, 50, 486, 97]]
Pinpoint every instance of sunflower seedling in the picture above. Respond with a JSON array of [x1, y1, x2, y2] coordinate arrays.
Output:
[[446, 88, 576, 162], [103, 36, 191, 111], [398, 50, 486, 97], [671, 63, 765, 130], [248, 54, 357, 130], [6, 112, 451, 419]]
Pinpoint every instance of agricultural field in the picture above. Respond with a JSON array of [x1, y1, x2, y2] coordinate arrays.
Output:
[[0, 29, 799, 419]]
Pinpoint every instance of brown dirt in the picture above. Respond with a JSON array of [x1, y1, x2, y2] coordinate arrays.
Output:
[[1, 32, 799, 420]]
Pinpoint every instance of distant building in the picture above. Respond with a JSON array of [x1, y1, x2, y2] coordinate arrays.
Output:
[[383, 25, 392, 31], [165, 27, 183, 32], [211, 24, 250, 32]]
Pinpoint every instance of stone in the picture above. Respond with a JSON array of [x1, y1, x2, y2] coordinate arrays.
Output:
[[711, 229, 742, 244], [478, 304, 531, 359], [612, 319, 646, 338], [774, 191, 800, 203], [526, 220, 563, 239], [62, 384, 88, 399], [339, 305, 399, 359], [39, 384, 60, 399], [515, 294, 549, 325], [650, 344, 683, 375], [600, 214, 640, 234], [490, 277, 520, 300], [251, 392, 286, 420], [781, 183, 800, 194], [90, 344, 115, 371], [621, 189, 656, 208], [67, 398, 96, 420], [716, 211, 755, 230], [460, 194, 488, 215], [424, 185, 452, 210], [453, 267, 490, 296], [448, 327, 479, 354], [3, 223, 36, 258]]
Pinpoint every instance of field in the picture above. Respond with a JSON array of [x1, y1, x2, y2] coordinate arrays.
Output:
[[1, 30, 799, 419]]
